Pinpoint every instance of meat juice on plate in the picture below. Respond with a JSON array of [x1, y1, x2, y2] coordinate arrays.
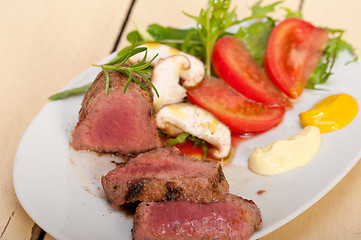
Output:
[[173, 133, 253, 164], [69, 146, 124, 199]]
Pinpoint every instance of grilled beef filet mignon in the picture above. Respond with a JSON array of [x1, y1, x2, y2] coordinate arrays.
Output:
[[133, 194, 262, 240], [132, 193, 262, 240], [72, 69, 162, 156], [101, 147, 229, 207]]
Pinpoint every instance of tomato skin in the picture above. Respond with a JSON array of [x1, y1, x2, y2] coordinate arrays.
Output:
[[211, 35, 291, 108], [264, 18, 329, 99], [187, 76, 285, 133]]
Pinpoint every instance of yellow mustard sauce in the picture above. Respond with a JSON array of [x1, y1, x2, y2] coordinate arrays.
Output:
[[299, 93, 358, 133]]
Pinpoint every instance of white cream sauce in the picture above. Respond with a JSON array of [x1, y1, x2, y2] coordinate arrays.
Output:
[[249, 126, 321, 176]]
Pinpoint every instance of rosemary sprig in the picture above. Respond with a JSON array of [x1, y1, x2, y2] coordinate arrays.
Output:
[[93, 40, 159, 97], [49, 40, 158, 100]]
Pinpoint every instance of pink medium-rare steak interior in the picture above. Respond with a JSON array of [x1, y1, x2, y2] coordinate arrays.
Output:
[[101, 147, 229, 206], [132, 193, 262, 240], [73, 91, 154, 151], [72, 70, 162, 156]]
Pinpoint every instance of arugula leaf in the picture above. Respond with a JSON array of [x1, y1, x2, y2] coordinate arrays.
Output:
[[235, 18, 275, 65], [244, 0, 282, 20], [167, 132, 209, 160], [187, 135, 209, 161], [236, 1, 357, 89], [184, 0, 240, 75], [307, 28, 357, 89], [127, 24, 204, 58], [235, 1, 282, 65], [167, 132, 190, 146], [148, 24, 204, 57], [127, 30, 142, 44], [132, 19, 156, 42], [147, 24, 199, 42], [283, 8, 303, 18]]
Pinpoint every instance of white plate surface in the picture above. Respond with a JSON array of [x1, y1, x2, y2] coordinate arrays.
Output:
[[13, 50, 361, 239]]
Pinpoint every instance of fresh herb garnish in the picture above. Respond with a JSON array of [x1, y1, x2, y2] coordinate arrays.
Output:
[[167, 132, 209, 160], [187, 135, 209, 161], [93, 40, 159, 97], [235, 1, 280, 65], [132, 19, 156, 42], [127, 24, 204, 58], [283, 8, 303, 19], [48, 82, 93, 100], [307, 28, 358, 89], [51, 0, 358, 101], [235, 1, 357, 88], [167, 132, 190, 146], [184, 0, 239, 75], [49, 40, 158, 100], [243, 0, 282, 21], [235, 19, 275, 66]]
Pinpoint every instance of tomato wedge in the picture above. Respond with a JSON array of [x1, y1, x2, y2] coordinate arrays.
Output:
[[264, 18, 329, 99], [211, 35, 291, 108], [187, 76, 285, 133]]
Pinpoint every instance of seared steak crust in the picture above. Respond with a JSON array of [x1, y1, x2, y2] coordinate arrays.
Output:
[[132, 193, 262, 240], [101, 147, 229, 207], [72, 69, 162, 156]]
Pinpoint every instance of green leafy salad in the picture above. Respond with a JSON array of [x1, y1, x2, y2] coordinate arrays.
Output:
[[48, 0, 357, 160]]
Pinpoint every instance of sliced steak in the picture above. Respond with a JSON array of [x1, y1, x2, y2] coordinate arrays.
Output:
[[101, 147, 229, 207], [132, 193, 262, 240], [72, 69, 162, 156]]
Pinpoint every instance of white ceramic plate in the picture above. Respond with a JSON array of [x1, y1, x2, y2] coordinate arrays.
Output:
[[14, 49, 361, 239]]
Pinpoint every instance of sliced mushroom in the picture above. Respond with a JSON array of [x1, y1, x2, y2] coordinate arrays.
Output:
[[156, 103, 231, 159], [151, 55, 190, 112], [128, 43, 205, 87]]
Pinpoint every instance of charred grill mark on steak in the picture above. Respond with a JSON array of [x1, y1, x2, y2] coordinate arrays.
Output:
[[101, 147, 229, 207], [140, 79, 151, 92], [165, 182, 182, 200], [218, 167, 224, 183], [119, 201, 140, 218], [125, 179, 147, 202], [210, 166, 226, 193]]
